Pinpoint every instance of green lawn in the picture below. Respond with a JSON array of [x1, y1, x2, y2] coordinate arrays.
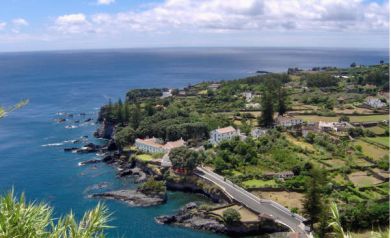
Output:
[[296, 114, 389, 123], [242, 179, 276, 188], [365, 137, 390, 148], [136, 154, 154, 162]]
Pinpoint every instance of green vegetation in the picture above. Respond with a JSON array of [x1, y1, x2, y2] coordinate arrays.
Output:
[[136, 154, 154, 162], [0, 190, 110, 238], [222, 208, 241, 225], [242, 179, 276, 188], [138, 179, 166, 196], [98, 63, 389, 236], [169, 147, 205, 172]]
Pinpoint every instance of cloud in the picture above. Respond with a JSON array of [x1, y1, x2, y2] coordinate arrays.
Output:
[[74, 0, 388, 34], [97, 0, 115, 5], [53, 13, 92, 34], [0, 22, 6, 30], [12, 18, 29, 27]]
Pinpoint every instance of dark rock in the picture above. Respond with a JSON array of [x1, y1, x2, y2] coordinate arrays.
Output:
[[55, 118, 66, 123], [84, 118, 93, 122], [90, 189, 166, 207], [74, 120, 80, 123], [107, 139, 118, 151], [155, 215, 177, 224], [102, 155, 114, 163], [79, 159, 102, 166], [94, 119, 114, 139], [64, 147, 78, 152]]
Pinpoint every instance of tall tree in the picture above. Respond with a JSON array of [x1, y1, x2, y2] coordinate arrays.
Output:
[[130, 104, 141, 129], [277, 85, 288, 115], [259, 89, 274, 127], [303, 167, 327, 230]]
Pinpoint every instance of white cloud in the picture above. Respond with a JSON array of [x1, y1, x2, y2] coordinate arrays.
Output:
[[12, 18, 29, 27], [54, 13, 92, 34], [78, 0, 388, 34], [97, 0, 115, 5], [0, 22, 6, 30]]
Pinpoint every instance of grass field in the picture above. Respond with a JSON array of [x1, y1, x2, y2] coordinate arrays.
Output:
[[365, 137, 389, 148], [353, 140, 389, 160], [296, 114, 389, 123], [242, 179, 276, 188], [366, 126, 386, 135], [253, 191, 305, 212], [324, 159, 346, 169], [348, 171, 383, 188], [136, 154, 154, 162], [211, 205, 259, 222], [285, 134, 316, 152]]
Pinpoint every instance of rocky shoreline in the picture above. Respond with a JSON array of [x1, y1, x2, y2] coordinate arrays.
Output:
[[90, 189, 166, 207], [155, 202, 289, 236]]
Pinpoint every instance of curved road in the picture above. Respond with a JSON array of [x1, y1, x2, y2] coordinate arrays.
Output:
[[195, 167, 311, 238]]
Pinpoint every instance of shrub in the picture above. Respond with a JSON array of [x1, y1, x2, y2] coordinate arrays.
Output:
[[222, 208, 241, 225]]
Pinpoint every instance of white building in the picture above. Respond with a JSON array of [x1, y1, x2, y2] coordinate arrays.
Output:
[[251, 128, 268, 138], [318, 121, 352, 132], [135, 137, 185, 154], [365, 97, 386, 109], [276, 115, 303, 127], [209, 126, 239, 145], [242, 91, 253, 102]]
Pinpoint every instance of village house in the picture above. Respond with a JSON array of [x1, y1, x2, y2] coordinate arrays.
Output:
[[251, 128, 268, 138], [245, 103, 261, 109], [242, 91, 253, 102], [276, 115, 303, 127], [365, 97, 386, 109], [207, 83, 221, 91], [209, 126, 239, 145], [302, 121, 352, 136], [161, 89, 172, 99], [135, 137, 185, 154], [264, 171, 295, 180]]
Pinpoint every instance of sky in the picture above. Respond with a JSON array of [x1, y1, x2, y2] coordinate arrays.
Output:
[[0, 0, 389, 52]]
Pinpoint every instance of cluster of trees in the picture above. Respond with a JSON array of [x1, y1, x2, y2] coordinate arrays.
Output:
[[302, 73, 339, 88], [259, 76, 290, 127], [169, 147, 205, 172], [213, 137, 257, 173], [126, 88, 163, 103]]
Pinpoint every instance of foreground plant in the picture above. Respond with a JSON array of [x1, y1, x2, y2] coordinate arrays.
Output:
[[329, 202, 389, 238], [0, 190, 111, 238]]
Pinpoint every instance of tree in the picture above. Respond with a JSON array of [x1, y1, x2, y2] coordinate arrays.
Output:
[[0, 190, 110, 237], [259, 89, 274, 127], [303, 167, 327, 230], [169, 147, 205, 172], [339, 115, 350, 123], [277, 86, 288, 115], [138, 179, 166, 196], [222, 208, 241, 225], [114, 126, 136, 148], [129, 104, 141, 129]]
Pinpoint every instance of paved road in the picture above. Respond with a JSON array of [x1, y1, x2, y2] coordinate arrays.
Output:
[[195, 167, 310, 238]]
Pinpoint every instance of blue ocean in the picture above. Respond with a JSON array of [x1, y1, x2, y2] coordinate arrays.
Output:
[[0, 47, 388, 238]]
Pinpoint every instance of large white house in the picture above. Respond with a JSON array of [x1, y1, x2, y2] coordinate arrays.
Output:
[[135, 137, 185, 154], [209, 126, 239, 145]]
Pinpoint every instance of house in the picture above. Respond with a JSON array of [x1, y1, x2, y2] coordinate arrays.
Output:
[[318, 121, 352, 132], [209, 126, 239, 145], [365, 97, 386, 109], [208, 83, 221, 91], [251, 128, 268, 138], [276, 115, 303, 127], [301, 123, 320, 137], [135, 137, 185, 154], [242, 91, 253, 102], [245, 103, 261, 109], [263, 171, 295, 179], [161, 89, 172, 99]]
